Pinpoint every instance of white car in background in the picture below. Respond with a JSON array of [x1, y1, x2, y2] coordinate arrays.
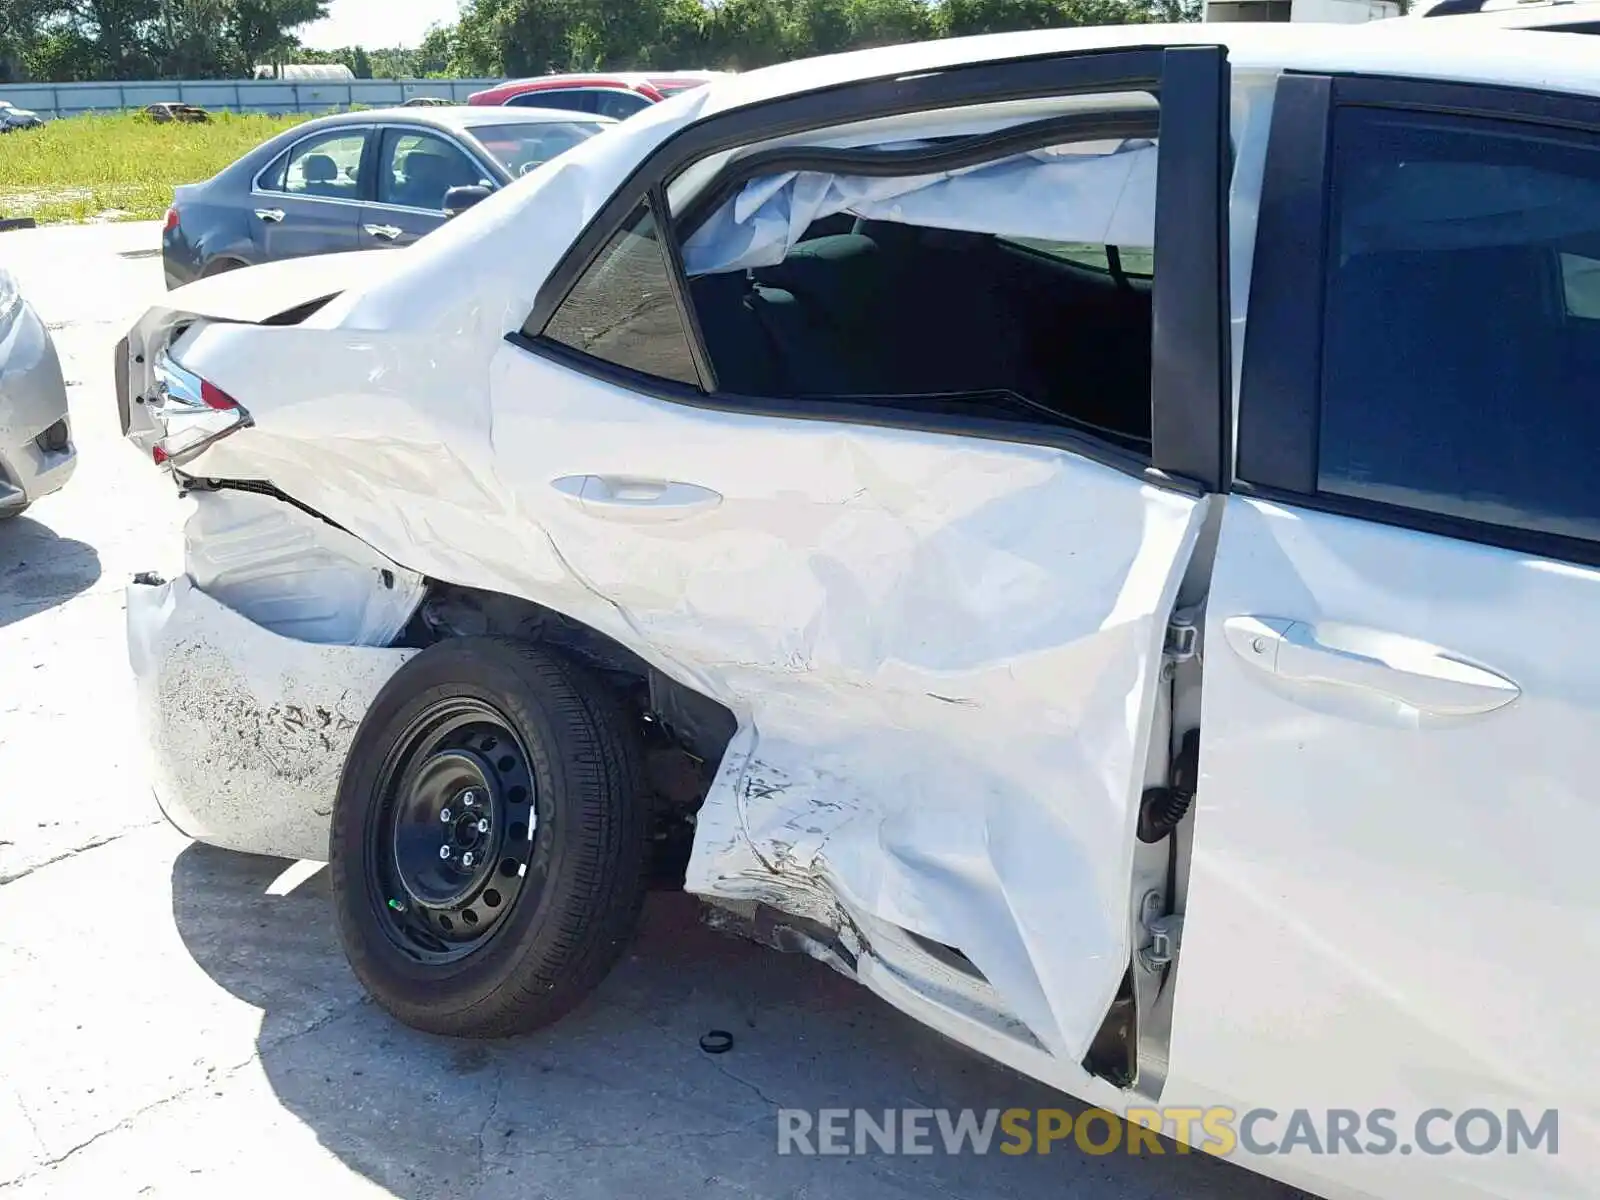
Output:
[[116, 23, 1599, 1200], [0, 266, 75, 517]]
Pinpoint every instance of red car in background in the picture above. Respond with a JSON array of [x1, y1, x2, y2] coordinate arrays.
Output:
[[467, 72, 727, 120]]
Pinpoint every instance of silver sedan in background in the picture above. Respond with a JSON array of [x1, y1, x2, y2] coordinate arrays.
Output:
[[0, 266, 74, 517]]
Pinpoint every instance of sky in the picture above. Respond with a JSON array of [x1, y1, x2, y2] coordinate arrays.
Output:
[[298, 0, 463, 50]]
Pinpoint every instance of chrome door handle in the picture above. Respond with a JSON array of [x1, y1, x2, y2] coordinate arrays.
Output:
[[253, 208, 285, 223], [363, 224, 402, 241], [1223, 616, 1520, 716], [552, 475, 721, 521]]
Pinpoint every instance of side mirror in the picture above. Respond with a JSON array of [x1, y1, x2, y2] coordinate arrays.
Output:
[[443, 185, 492, 218]]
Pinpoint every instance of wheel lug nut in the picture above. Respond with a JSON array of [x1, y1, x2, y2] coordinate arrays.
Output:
[[462, 791, 476, 807], [462, 852, 475, 867], [440, 808, 452, 822], [477, 818, 489, 834], [438, 845, 451, 860]]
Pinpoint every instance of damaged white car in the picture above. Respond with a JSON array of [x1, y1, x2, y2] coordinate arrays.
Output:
[[119, 23, 1599, 1200]]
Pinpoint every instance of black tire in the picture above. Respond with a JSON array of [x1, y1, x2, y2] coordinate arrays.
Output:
[[330, 636, 648, 1037]]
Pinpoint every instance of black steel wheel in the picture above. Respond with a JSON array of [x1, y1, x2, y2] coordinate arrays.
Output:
[[330, 637, 648, 1037], [370, 698, 541, 962]]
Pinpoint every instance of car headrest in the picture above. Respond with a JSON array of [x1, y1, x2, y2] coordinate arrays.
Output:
[[752, 234, 884, 321], [301, 153, 338, 183], [403, 152, 455, 184]]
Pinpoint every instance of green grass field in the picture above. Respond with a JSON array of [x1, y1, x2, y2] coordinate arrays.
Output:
[[0, 111, 312, 224]]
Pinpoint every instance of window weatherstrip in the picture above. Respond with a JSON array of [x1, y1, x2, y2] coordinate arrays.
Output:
[[651, 186, 719, 393], [510, 330, 1196, 494], [1234, 72, 1331, 494], [1149, 45, 1232, 494]]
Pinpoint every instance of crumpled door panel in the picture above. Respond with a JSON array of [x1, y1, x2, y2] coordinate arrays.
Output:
[[489, 347, 1207, 1064]]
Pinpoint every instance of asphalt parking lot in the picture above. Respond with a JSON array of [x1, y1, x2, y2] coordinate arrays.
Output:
[[0, 222, 1308, 1200]]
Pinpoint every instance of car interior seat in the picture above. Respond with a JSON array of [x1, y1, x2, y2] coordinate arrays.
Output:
[[395, 151, 476, 210], [299, 153, 340, 196]]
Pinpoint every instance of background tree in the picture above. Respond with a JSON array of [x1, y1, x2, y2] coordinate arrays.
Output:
[[228, 0, 328, 74], [1, 0, 1196, 83]]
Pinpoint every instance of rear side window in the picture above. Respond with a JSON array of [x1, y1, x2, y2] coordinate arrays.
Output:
[[257, 149, 291, 192], [273, 129, 368, 199], [591, 91, 653, 120], [542, 203, 700, 386], [678, 130, 1160, 456], [508, 89, 592, 113], [377, 129, 485, 210], [1318, 108, 1600, 545]]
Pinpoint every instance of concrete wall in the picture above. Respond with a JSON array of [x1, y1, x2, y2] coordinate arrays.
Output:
[[0, 78, 503, 119]]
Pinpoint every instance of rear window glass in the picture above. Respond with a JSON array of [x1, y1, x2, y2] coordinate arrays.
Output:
[[541, 203, 700, 386], [471, 121, 608, 177]]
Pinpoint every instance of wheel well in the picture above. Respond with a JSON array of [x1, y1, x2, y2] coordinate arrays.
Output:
[[201, 256, 248, 277], [405, 581, 736, 850]]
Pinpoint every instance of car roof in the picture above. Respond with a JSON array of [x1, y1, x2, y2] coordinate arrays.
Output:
[[495, 71, 708, 88], [679, 22, 1600, 122]]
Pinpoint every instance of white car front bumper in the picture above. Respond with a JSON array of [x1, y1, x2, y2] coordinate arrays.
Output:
[[126, 574, 416, 861]]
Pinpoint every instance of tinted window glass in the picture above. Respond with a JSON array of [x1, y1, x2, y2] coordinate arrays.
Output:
[[1319, 108, 1600, 544], [258, 148, 290, 192], [542, 204, 700, 386], [377, 129, 486, 210], [280, 130, 367, 198], [508, 89, 592, 113], [591, 90, 653, 120], [469, 120, 608, 177]]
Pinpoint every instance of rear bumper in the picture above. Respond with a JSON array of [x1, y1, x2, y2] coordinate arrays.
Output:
[[0, 300, 76, 511], [126, 575, 416, 861], [161, 226, 203, 291]]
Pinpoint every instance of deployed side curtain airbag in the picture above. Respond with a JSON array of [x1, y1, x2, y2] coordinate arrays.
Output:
[[681, 140, 1157, 277]]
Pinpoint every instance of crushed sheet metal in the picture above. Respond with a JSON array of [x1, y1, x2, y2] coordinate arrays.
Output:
[[126, 576, 415, 862], [164, 302, 1204, 1063], [184, 488, 425, 646], [140, 82, 1202, 1066]]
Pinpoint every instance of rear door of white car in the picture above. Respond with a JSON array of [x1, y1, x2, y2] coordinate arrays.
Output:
[[485, 46, 1234, 1068], [1180, 75, 1600, 1199]]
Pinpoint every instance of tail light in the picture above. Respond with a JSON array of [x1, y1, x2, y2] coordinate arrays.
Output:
[[164, 206, 180, 233], [146, 350, 251, 468]]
